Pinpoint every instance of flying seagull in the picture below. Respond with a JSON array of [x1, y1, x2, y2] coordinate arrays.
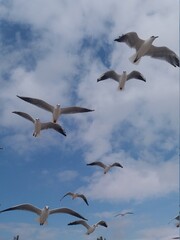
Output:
[[114, 211, 134, 217], [168, 215, 180, 224], [17, 95, 94, 123], [114, 32, 179, 67], [60, 192, 89, 206], [68, 220, 108, 235], [172, 237, 180, 239], [12, 111, 66, 137], [0, 203, 87, 225], [87, 161, 123, 174], [97, 70, 146, 90]]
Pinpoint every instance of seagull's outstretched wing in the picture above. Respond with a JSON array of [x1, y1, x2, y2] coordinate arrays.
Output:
[[61, 107, 94, 114], [0, 203, 41, 215], [97, 70, 120, 82], [41, 122, 66, 136], [12, 111, 35, 123], [17, 95, 54, 113], [68, 220, 90, 229], [114, 211, 134, 217], [146, 46, 180, 67], [111, 162, 123, 168], [60, 192, 74, 201], [114, 32, 144, 51], [78, 194, 89, 206], [87, 161, 106, 169], [49, 207, 87, 220], [127, 71, 146, 82], [96, 220, 108, 228]]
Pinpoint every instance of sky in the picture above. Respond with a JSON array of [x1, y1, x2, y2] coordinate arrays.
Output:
[[0, 0, 179, 239]]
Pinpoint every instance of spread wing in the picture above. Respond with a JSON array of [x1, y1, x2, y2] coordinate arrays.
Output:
[[78, 194, 89, 206], [127, 71, 146, 82], [12, 111, 35, 123], [49, 207, 87, 220], [97, 70, 120, 82], [61, 107, 94, 114], [96, 220, 108, 228], [0, 203, 41, 215], [146, 46, 180, 67], [60, 192, 74, 201], [41, 122, 66, 136], [68, 220, 90, 229], [111, 162, 123, 168], [114, 32, 144, 51], [17, 95, 54, 113], [87, 161, 106, 169]]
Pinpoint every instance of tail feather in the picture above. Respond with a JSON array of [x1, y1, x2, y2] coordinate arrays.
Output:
[[129, 53, 141, 65]]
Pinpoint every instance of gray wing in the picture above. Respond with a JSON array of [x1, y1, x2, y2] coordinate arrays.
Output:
[[0, 203, 41, 215], [60, 192, 74, 201], [12, 111, 35, 123], [97, 70, 120, 82], [49, 207, 87, 220], [61, 107, 94, 114], [111, 162, 123, 168], [17, 95, 54, 113], [68, 220, 90, 229], [114, 32, 144, 51], [146, 46, 180, 67], [97, 220, 108, 228], [41, 122, 66, 136], [87, 161, 106, 169], [127, 71, 146, 82], [78, 194, 89, 206]]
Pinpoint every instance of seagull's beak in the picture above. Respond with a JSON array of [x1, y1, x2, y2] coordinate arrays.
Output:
[[155, 36, 159, 39]]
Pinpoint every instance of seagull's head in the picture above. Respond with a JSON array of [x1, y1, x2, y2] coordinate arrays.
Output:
[[35, 118, 40, 122], [151, 36, 158, 40], [123, 71, 126, 74], [56, 104, 61, 108], [45, 206, 49, 210]]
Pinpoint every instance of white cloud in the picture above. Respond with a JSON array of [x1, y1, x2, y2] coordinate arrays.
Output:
[[57, 170, 78, 182]]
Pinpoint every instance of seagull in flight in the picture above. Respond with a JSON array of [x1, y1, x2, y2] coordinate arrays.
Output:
[[12, 111, 66, 137], [97, 70, 146, 90], [60, 192, 89, 206], [168, 215, 180, 224], [17, 95, 94, 123], [87, 161, 123, 174], [114, 211, 134, 217], [114, 32, 179, 67], [0, 203, 87, 225], [68, 220, 108, 235]]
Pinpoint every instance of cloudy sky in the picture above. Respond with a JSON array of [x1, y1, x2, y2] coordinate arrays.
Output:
[[0, 0, 179, 239]]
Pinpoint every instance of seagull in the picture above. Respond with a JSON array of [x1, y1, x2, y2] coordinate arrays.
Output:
[[168, 215, 180, 224], [68, 220, 108, 235], [17, 95, 94, 123], [12, 111, 66, 137], [97, 70, 146, 90], [87, 161, 123, 174], [114, 211, 134, 217], [13, 235, 19, 240], [114, 32, 179, 67], [0, 203, 87, 225], [60, 192, 89, 206], [172, 237, 180, 239]]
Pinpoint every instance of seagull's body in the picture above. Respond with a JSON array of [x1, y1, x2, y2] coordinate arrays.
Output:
[[68, 220, 108, 235], [114, 32, 179, 67], [0, 203, 87, 225], [17, 95, 94, 123], [87, 161, 123, 174], [60, 192, 89, 206], [114, 211, 134, 217], [12, 111, 66, 137], [97, 70, 146, 90]]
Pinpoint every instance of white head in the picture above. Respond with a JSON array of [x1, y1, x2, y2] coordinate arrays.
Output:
[[56, 104, 60, 108], [44, 206, 49, 210], [150, 35, 158, 41]]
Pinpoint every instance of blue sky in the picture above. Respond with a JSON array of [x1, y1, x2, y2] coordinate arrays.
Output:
[[0, 0, 179, 239]]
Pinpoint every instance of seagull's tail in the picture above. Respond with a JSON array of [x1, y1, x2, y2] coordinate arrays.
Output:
[[129, 53, 141, 65]]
